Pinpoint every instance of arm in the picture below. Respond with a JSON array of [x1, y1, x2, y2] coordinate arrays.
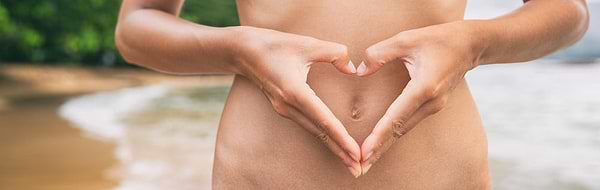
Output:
[[115, 0, 236, 74], [473, 0, 589, 65], [115, 0, 363, 177], [358, 0, 589, 175]]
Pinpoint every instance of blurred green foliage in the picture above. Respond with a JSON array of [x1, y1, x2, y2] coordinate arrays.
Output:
[[0, 0, 239, 66]]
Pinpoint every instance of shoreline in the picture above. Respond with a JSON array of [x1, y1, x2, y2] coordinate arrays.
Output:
[[0, 64, 232, 190]]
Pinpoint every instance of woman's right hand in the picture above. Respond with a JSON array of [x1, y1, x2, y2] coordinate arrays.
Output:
[[229, 26, 362, 178]]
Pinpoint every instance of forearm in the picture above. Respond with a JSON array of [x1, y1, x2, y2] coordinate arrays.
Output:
[[115, 6, 240, 74], [470, 0, 589, 65]]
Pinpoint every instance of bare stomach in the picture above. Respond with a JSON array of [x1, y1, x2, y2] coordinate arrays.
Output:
[[214, 1, 489, 189]]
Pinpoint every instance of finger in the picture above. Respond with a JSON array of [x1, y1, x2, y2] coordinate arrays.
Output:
[[307, 42, 356, 75], [289, 87, 362, 163], [359, 36, 410, 77], [360, 98, 439, 175], [264, 83, 361, 167], [285, 106, 362, 178], [359, 80, 431, 174], [266, 91, 359, 168], [369, 80, 430, 143]]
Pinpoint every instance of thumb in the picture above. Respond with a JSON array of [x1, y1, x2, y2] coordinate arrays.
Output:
[[358, 39, 409, 77], [308, 42, 356, 75]]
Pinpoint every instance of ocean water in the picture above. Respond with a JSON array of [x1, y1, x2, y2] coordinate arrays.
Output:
[[61, 86, 229, 190], [469, 61, 600, 190], [59, 1, 600, 189]]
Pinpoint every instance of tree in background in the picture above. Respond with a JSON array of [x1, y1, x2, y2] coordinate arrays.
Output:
[[0, 0, 239, 66]]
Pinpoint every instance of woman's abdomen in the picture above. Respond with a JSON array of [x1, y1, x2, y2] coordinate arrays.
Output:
[[213, 65, 489, 189], [214, 0, 488, 188]]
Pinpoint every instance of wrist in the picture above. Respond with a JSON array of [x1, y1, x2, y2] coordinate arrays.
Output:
[[460, 20, 497, 67], [219, 25, 267, 76], [221, 26, 253, 75], [190, 25, 249, 75]]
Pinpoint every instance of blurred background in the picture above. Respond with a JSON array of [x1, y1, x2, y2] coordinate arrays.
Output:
[[0, 0, 598, 190]]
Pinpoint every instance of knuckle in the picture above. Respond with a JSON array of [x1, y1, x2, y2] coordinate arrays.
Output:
[[317, 119, 332, 133], [279, 91, 297, 104], [275, 86, 299, 104], [373, 154, 381, 162], [316, 133, 330, 143], [365, 47, 386, 67], [421, 87, 435, 99], [323, 43, 347, 63], [391, 119, 409, 139], [372, 154, 382, 162], [376, 140, 385, 149], [271, 100, 289, 118], [422, 83, 442, 99], [270, 86, 286, 99]]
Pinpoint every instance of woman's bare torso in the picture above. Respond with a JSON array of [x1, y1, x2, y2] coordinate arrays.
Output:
[[214, 0, 490, 189]]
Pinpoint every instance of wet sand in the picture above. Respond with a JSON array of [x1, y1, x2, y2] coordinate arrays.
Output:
[[0, 64, 232, 190], [0, 94, 117, 190]]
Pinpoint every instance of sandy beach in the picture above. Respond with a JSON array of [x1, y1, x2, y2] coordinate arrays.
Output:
[[0, 64, 231, 190], [0, 93, 116, 190]]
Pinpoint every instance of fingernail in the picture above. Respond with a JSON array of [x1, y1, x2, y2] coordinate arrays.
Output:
[[347, 167, 359, 178], [356, 62, 367, 76], [348, 163, 362, 178], [363, 151, 373, 162], [346, 61, 357, 73], [361, 162, 373, 175]]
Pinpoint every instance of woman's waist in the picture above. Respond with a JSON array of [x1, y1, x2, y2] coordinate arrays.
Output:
[[215, 75, 488, 187], [225, 62, 413, 135], [218, 72, 483, 147]]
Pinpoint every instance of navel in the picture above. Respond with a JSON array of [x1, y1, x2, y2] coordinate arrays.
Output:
[[351, 106, 360, 120], [350, 96, 361, 121]]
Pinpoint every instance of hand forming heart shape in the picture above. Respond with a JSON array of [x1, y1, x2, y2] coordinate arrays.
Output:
[[234, 21, 480, 178], [357, 21, 479, 175], [233, 26, 363, 177]]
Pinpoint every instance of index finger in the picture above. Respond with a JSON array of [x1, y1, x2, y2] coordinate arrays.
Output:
[[290, 86, 361, 162], [371, 80, 429, 137], [361, 80, 431, 163]]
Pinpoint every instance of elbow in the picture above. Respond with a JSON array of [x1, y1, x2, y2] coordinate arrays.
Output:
[[114, 22, 143, 66], [115, 26, 135, 65], [566, 0, 590, 45]]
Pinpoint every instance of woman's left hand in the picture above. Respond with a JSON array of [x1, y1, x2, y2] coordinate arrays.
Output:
[[356, 21, 482, 175]]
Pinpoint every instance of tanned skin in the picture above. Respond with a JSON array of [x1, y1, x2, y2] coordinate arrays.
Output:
[[115, 0, 588, 189]]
